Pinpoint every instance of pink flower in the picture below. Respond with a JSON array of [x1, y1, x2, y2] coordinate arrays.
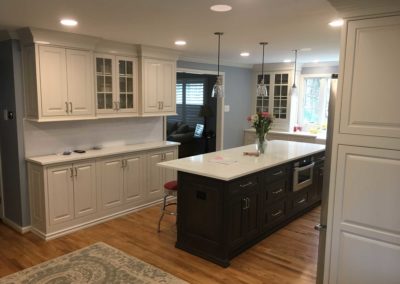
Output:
[[247, 116, 252, 122], [261, 112, 270, 118]]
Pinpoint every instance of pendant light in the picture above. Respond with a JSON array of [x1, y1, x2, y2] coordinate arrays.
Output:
[[290, 49, 298, 96], [256, 42, 268, 98], [212, 32, 224, 98]]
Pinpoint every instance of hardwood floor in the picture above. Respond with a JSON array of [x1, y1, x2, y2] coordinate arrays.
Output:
[[0, 205, 320, 283]]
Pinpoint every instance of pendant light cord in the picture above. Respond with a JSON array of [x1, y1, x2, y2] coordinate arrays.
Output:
[[261, 43, 265, 80], [293, 49, 298, 87], [217, 33, 220, 76]]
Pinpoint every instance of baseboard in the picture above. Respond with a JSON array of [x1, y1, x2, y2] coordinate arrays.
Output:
[[32, 198, 166, 241], [1, 217, 32, 234]]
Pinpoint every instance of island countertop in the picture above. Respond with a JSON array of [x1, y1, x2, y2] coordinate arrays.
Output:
[[158, 140, 325, 181]]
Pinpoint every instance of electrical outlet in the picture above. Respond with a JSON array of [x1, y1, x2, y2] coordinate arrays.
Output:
[[224, 105, 230, 112]]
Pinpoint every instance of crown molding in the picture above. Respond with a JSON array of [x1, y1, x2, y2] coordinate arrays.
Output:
[[178, 55, 253, 69]]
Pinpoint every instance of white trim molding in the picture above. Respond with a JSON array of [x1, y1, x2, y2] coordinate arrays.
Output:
[[1, 217, 31, 234]]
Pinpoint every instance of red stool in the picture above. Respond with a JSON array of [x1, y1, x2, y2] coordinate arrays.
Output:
[[157, 180, 178, 232]]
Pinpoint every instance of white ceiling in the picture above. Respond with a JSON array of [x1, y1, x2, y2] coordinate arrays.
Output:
[[0, 0, 342, 66]]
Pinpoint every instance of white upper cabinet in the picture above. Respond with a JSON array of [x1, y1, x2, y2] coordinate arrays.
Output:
[[141, 58, 176, 116], [66, 49, 94, 116], [95, 54, 138, 116], [19, 28, 179, 121], [339, 15, 400, 139], [24, 45, 95, 121], [38, 46, 68, 117]]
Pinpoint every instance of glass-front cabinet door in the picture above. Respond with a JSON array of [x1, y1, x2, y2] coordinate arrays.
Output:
[[116, 56, 137, 113], [96, 55, 115, 114], [95, 54, 138, 116]]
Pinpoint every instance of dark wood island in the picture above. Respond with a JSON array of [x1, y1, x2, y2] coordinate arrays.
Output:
[[159, 140, 325, 267]]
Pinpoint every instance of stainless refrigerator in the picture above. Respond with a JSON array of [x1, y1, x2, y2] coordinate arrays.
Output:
[[315, 73, 338, 283]]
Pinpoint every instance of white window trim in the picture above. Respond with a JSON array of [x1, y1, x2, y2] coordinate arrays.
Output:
[[297, 73, 332, 127]]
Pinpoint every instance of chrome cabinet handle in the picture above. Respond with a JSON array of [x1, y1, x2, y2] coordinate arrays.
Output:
[[70, 168, 73, 178], [240, 181, 253, 188], [161, 101, 164, 109], [272, 210, 283, 217], [74, 167, 77, 177], [272, 188, 283, 195], [247, 197, 250, 209], [65, 102, 69, 113], [242, 198, 248, 210], [297, 198, 306, 204], [69, 102, 73, 113], [272, 170, 283, 176], [295, 162, 315, 172]]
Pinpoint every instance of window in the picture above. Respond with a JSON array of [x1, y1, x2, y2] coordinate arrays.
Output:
[[172, 78, 205, 127], [299, 75, 331, 130]]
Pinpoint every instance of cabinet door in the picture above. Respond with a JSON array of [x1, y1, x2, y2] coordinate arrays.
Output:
[[38, 46, 68, 117], [116, 56, 138, 114], [98, 157, 124, 209], [124, 155, 144, 204], [228, 195, 247, 248], [163, 150, 177, 183], [47, 165, 74, 225], [73, 161, 97, 218], [159, 61, 176, 113], [243, 191, 261, 240], [66, 49, 94, 116], [143, 59, 159, 113], [95, 55, 116, 114], [147, 153, 164, 201]]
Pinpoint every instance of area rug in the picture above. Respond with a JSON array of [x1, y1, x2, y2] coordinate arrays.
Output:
[[0, 242, 187, 284]]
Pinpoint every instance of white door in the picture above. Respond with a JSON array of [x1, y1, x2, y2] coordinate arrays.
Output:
[[38, 46, 68, 117], [147, 153, 164, 201], [47, 165, 74, 225], [159, 61, 176, 113], [98, 157, 124, 210], [143, 59, 159, 113], [66, 49, 94, 116], [123, 155, 144, 204], [73, 161, 97, 218]]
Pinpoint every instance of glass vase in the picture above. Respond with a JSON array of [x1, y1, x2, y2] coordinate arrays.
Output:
[[256, 133, 267, 154]]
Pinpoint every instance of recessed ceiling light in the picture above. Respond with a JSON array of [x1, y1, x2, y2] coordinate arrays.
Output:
[[210, 4, 232, 12], [240, 52, 250, 57], [174, 40, 187, 46], [60, 18, 78, 27], [283, 59, 291, 63], [329, 18, 344, 27]]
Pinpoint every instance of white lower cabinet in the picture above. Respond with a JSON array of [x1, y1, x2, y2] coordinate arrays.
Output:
[[147, 150, 177, 202], [47, 161, 96, 225], [27, 145, 177, 240]]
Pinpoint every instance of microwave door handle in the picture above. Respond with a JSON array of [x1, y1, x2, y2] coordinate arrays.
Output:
[[295, 162, 315, 172]]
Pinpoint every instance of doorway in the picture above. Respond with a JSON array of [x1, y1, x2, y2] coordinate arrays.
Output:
[[166, 69, 225, 157]]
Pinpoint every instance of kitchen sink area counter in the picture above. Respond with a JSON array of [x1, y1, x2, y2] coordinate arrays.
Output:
[[158, 140, 325, 267]]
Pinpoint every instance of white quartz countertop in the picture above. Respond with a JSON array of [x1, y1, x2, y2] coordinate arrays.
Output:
[[158, 140, 325, 181], [26, 141, 180, 166]]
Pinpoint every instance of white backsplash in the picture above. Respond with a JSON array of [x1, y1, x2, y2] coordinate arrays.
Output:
[[24, 117, 164, 157]]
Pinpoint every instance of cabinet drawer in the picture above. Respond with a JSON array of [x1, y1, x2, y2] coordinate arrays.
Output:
[[266, 179, 287, 203], [291, 190, 309, 210], [264, 165, 289, 183], [230, 175, 258, 195], [266, 200, 287, 224]]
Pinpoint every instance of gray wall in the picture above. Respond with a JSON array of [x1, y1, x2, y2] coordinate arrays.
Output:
[[177, 61, 253, 149], [0, 39, 29, 226]]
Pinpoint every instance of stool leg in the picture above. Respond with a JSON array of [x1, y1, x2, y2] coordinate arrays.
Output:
[[157, 193, 167, 232]]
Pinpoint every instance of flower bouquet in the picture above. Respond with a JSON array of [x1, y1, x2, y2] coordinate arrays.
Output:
[[247, 112, 273, 154]]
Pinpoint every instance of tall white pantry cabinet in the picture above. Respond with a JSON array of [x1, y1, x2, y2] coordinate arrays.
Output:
[[323, 14, 400, 284]]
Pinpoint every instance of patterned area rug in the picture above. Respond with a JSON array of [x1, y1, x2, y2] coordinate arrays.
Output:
[[0, 242, 187, 284]]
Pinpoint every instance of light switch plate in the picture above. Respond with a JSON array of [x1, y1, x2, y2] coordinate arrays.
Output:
[[224, 105, 230, 112]]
